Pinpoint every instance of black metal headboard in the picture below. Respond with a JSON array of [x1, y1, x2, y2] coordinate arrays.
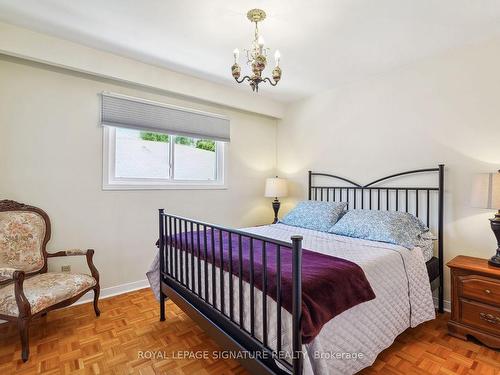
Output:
[[308, 164, 445, 312]]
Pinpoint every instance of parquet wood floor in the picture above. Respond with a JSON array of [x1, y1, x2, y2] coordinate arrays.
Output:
[[0, 288, 497, 374]]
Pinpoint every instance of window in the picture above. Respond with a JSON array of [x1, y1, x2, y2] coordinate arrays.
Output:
[[101, 92, 229, 190], [103, 127, 226, 189]]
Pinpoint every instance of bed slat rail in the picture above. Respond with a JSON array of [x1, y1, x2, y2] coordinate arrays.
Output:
[[309, 187, 439, 226]]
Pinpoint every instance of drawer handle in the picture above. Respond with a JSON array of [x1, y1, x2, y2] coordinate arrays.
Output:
[[485, 289, 492, 294], [479, 312, 500, 325]]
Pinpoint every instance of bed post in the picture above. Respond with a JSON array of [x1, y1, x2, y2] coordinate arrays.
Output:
[[159, 208, 166, 321], [291, 235, 303, 375], [308, 171, 312, 200], [438, 164, 445, 314]]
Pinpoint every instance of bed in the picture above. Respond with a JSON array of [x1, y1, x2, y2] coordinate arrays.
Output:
[[150, 166, 444, 375]]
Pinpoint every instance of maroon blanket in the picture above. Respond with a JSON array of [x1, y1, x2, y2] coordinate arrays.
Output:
[[167, 229, 375, 343]]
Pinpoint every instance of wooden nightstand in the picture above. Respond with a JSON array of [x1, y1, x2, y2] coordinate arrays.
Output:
[[447, 256, 500, 348]]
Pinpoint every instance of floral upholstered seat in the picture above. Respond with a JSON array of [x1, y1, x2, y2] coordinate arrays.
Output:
[[0, 200, 100, 362], [0, 272, 97, 316]]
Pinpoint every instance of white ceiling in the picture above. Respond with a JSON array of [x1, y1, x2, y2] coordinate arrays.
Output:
[[2, 0, 500, 102]]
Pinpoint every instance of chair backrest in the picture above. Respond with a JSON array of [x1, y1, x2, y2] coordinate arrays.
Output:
[[0, 200, 51, 275]]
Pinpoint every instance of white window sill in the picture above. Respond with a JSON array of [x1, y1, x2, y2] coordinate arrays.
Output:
[[102, 183, 228, 191]]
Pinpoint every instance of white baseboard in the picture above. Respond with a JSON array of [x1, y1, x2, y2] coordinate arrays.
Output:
[[433, 296, 451, 312], [74, 279, 150, 306]]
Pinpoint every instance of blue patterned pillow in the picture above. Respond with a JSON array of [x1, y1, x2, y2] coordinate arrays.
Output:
[[329, 210, 428, 249], [281, 201, 348, 232]]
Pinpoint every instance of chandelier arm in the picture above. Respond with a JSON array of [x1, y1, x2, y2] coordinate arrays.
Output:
[[234, 76, 252, 84], [263, 77, 279, 86]]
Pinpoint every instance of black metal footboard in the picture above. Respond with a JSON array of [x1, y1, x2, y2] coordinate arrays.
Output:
[[158, 210, 304, 375]]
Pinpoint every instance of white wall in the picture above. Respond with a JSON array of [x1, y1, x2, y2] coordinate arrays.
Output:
[[277, 37, 500, 303], [0, 56, 277, 289], [0, 22, 285, 118]]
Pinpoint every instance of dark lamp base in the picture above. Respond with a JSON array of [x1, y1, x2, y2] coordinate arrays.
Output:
[[489, 255, 500, 268], [272, 198, 281, 224]]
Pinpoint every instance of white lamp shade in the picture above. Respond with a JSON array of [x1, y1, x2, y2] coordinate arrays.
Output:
[[265, 177, 288, 198], [470, 172, 500, 209]]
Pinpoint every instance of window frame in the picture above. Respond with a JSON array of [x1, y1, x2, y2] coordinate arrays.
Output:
[[102, 126, 227, 190]]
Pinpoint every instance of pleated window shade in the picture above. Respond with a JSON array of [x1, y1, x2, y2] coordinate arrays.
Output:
[[101, 93, 230, 142]]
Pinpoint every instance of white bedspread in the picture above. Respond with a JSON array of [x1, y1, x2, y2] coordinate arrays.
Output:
[[147, 223, 435, 375]]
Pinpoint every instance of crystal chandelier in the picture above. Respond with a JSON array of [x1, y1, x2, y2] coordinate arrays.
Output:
[[231, 9, 282, 92]]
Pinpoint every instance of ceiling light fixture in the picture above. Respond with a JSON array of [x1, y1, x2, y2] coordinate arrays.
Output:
[[231, 9, 282, 92]]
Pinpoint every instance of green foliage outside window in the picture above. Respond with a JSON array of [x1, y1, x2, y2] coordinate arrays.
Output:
[[195, 139, 216, 152], [140, 132, 169, 142], [174, 136, 195, 146], [140, 132, 216, 152]]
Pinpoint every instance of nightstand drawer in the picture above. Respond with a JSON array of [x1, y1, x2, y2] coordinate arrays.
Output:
[[460, 275, 500, 306], [461, 299, 500, 334]]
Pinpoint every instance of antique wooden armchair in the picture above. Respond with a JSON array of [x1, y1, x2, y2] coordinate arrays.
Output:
[[0, 200, 100, 362]]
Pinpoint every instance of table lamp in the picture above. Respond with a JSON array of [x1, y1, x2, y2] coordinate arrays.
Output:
[[265, 177, 288, 224], [471, 170, 500, 267]]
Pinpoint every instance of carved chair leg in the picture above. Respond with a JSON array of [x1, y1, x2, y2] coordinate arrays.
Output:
[[18, 318, 30, 362], [93, 286, 101, 317]]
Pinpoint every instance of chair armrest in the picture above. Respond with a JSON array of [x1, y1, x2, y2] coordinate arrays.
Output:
[[0, 267, 18, 282], [85, 249, 100, 284], [0, 269, 31, 317], [47, 249, 89, 257], [13, 270, 31, 317]]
